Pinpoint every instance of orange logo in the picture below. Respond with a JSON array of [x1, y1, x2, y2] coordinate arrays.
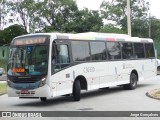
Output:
[[12, 68, 25, 73]]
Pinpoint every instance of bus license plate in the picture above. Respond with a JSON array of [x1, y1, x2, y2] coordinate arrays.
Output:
[[21, 90, 29, 94]]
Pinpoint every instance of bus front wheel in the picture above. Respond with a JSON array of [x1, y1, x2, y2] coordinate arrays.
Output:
[[73, 80, 81, 101], [123, 73, 138, 90]]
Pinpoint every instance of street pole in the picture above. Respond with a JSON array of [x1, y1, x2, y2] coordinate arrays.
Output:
[[0, 0, 4, 30], [127, 0, 131, 36], [148, 13, 151, 38], [0, 0, 2, 30]]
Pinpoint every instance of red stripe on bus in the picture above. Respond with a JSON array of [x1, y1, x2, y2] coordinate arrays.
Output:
[[105, 38, 116, 41]]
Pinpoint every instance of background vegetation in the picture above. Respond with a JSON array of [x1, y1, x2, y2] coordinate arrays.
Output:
[[0, 0, 160, 43], [0, 83, 7, 95]]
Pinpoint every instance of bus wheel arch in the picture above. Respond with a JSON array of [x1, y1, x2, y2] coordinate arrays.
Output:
[[72, 75, 88, 101], [131, 69, 139, 81], [123, 69, 138, 90], [40, 97, 47, 102], [74, 75, 88, 90]]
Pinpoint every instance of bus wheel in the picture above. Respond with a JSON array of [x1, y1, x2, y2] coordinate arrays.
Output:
[[99, 87, 109, 90], [40, 97, 47, 102], [73, 80, 81, 101], [123, 73, 137, 90]]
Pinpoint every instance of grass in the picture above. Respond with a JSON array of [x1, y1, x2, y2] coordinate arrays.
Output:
[[154, 90, 160, 98], [155, 91, 160, 94], [0, 83, 7, 95], [0, 59, 7, 71]]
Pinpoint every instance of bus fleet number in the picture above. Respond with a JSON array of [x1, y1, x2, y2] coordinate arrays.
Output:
[[83, 67, 95, 73]]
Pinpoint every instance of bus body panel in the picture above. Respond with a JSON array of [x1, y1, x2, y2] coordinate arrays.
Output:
[[49, 59, 156, 97]]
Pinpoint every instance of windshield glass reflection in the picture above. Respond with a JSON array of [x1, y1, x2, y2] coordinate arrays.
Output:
[[8, 45, 49, 76]]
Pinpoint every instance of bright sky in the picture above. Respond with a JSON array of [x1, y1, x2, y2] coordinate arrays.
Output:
[[76, 0, 160, 19]]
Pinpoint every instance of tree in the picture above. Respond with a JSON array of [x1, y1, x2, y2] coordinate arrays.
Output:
[[149, 17, 160, 41], [100, 24, 126, 34], [0, 0, 8, 30], [6, 0, 37, 33], [39, 1, 103, 33], [1, 24, 27, 43], [100, 0, 150, 37], [0, 30, 5, 44], [35, 0, 78, 32], [2, 0, 103, 33], [65, 8, 103, 33]]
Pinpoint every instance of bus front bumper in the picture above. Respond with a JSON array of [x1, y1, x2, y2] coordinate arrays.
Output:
[[7, 84, 52, 97]]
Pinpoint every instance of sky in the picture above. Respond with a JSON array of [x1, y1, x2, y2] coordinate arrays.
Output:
[[76, 0, 160, 19]]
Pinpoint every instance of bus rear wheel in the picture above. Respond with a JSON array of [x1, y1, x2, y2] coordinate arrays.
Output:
[[40, 97, 47, 102], [123, 73, 137, 90], [73, 80, 81, 101]]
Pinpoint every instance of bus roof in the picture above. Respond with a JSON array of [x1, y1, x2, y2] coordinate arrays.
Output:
[[56, 32, 153, 43], [14, 32, 153, 43]]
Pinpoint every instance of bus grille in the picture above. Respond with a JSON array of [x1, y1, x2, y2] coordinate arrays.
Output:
[[11, 78, 40, 83]]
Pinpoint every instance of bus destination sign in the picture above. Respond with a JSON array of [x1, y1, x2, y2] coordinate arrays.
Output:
[[14, 37, 46, 45]]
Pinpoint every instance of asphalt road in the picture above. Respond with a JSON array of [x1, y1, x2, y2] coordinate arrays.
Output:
[[1, 76, 160, 120]]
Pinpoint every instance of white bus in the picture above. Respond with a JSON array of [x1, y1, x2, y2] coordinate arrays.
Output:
[[7, 32, 157, 101]]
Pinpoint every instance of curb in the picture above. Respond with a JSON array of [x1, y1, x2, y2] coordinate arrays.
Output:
[[0, 93, 6, 96], [146, 89, 160, 100]]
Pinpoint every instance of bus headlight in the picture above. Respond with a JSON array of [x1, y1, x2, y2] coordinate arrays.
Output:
[[39, 77, 46, 87]]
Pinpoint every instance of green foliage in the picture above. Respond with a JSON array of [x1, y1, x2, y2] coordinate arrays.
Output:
[[100, 0, 150, 37], [0, 83, 7, 95], [38, 1, 103, 33], [0, 31, 6, 44], [1, 24, 27, 44], [36, 0, 78, 32], [42, 26, 56, 33], [2, 0, 160, 44], [0, 59, 7, 71], [150, 17, 160, 41], [100, 24, 126, 34], [65, 8, 103, 33], [154, 41, 160, 58], [1, 0, 103, 34]]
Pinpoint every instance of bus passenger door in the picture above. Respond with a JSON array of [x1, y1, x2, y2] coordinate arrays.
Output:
[[51, 41, 71, 96]]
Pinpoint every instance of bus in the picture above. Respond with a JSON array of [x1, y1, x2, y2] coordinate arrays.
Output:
[[7, 32, 157, 101]]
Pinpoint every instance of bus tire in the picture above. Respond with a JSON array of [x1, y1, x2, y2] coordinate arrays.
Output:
[[73, 80, 81, 101], [40, 97, 47, 102], [123, 73, 137, 90], [99, 87, 109, 90]]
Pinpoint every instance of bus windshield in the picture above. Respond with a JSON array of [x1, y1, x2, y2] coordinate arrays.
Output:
[[8, 36, 49, 76]]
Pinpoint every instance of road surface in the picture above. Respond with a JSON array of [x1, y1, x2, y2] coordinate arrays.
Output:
[[0, 76, 160, 120]]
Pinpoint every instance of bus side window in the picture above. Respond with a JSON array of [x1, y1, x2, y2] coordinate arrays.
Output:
[[122, 42, 134, 59], [56, 45, 70, 64], [107, 42, 121, 60], [145, 43, 155, 58], [90, 41, 107, 60], [72, 41, 90, 61], [134, 43, 145, 58], [51, 44, 70, 74]]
